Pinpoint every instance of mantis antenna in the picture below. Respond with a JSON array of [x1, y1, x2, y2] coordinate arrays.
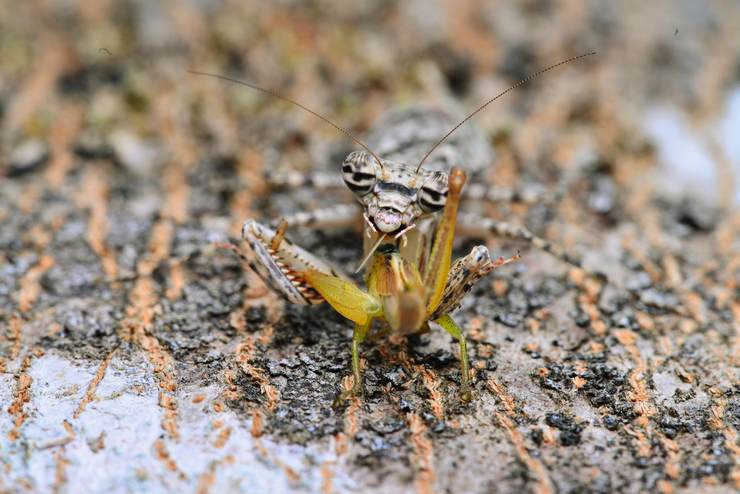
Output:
[[415, 51, 597, 173], [188, 70, 384, 169]]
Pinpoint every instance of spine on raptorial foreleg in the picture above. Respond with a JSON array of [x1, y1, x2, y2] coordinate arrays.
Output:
[[430, 246, 520, 320], [241, 219, 342, 305]]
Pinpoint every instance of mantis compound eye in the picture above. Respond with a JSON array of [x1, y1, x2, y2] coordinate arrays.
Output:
[[418, 171, 448, 213], [342, 151, 378, 196]]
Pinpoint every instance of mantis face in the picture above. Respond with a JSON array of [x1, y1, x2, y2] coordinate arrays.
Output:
[[342, 150, 449, 236]]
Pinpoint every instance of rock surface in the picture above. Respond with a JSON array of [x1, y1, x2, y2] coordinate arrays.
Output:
[[0, 1, 738, 493]]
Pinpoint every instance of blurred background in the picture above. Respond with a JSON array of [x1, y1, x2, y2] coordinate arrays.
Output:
[[1, 1, 738, 493], [3, 0, 739, 214]]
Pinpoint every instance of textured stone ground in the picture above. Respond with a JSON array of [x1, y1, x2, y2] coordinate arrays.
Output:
[[0, 1, 738, 493]]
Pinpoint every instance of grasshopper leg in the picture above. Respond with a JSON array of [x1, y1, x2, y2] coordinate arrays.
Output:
[[351, 320, 372, 397], [241, 205, 360, 304], [269, 204, 359, 230], [434, 314, 472, 402], [457, 212, 582, 268], [464, 182, 552, 205], [265, 169, 344, 190]]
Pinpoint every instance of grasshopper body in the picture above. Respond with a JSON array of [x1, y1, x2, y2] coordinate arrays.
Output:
[[243, 107, 517, 400], [206, 53, 593, 400]]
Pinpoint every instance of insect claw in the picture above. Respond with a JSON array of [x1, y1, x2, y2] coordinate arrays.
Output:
[[494, 251, 522, 268], [460, 385, 473, 403], [363, 212, 378, 238], [270, 218, 289, 251], [213, 241, 239, 253], [393, 223, 416, 239], [392, 223, 416, 248]]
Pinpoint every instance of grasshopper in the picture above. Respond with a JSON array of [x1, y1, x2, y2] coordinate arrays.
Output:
[[193, 53, 593, 401]]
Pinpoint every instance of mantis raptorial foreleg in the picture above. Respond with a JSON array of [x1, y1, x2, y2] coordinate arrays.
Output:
[[430, 247, 520, 401], [240, 203, 362, 304], [241, 219, 346, 305], [430, 246, 519, 320]]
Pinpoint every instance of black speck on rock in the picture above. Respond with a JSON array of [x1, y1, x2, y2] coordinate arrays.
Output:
[[398, 398, 414, 413], [431, 421, 446, 433], [598, 284, 627, 314], [611, 309, 638, 329], [659, 410, 693, 437], [382, 366, 408, 387], [602, 415, 620, 430], [368, 418, 406, 435], [588, 174, 618, 217], [74, 131, 115, 161], [8, 139, 49, 177], [673, 387, 696, 403], [530, 427, 544, 446], [354, 428, 408, 467], [559, 429, 582, 446], [572, 309, 591, 327], [246, 306, 267, 326], [414, 347, 454, 369], [638, 288, 680, 311], [545, 412, 584, 446], [496, 312, 523, 327], [674, 198, 718, 233]]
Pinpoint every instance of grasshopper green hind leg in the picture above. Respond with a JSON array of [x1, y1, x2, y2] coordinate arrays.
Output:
[[434, 314, 472, 402]]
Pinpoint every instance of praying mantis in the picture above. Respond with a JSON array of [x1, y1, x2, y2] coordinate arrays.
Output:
[[193, 52, 593, 401]]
